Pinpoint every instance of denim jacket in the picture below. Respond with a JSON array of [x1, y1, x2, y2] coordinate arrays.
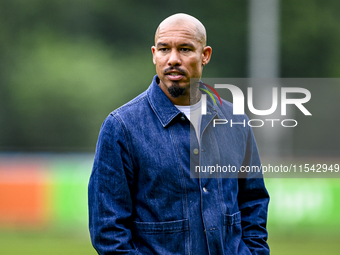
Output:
[[88, 75, 270, 255]]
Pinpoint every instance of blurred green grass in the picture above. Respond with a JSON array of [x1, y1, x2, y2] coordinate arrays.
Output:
[[1, 231, 339, 254], [268, 234, 340, 255], [0, 231, 96, 255]]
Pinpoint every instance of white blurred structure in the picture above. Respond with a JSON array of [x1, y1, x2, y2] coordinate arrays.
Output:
[[248, 0, 293, 158]]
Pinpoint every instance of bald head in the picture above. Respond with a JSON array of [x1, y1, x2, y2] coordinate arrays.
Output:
[[155, 13, 207, 47], [151, 13, 212, 105]]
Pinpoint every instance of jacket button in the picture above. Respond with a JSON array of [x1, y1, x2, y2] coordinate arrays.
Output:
[[193, 148, 199, 155], [203, 187, 207, 193], [180, 116, 186, 121]]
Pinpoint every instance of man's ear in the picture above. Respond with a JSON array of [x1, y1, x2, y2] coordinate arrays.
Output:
[[202, 46, 212, 66], [151, 46, 156, 65]]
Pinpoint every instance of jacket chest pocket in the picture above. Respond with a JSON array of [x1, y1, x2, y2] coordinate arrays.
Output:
[[223, 211, 242, 255], [133, 219, 190, 255]]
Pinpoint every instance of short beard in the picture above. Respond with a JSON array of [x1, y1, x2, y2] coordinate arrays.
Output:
[[168, 82, 186, 98]]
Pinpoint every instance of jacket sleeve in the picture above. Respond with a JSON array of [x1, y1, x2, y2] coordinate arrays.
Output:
[[88, 114, 138, 255], [238, 124, 270, 255]]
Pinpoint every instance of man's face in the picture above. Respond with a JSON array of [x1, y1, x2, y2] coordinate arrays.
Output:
[[152, 23, 211, 101]]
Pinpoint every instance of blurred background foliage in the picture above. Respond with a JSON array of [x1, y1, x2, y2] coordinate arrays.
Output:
[[1, 0, 340, 152]]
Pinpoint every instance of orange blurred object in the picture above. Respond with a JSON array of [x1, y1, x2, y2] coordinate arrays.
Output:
[[0, 161, 50, 228]]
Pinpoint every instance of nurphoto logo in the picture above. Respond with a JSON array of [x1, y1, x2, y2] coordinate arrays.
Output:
[[200, 83, 312, 128]]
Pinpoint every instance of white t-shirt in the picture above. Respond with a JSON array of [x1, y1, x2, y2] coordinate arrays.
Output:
[[175, 98, 202, 143]]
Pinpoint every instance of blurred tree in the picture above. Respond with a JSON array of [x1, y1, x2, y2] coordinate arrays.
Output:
[[4, 31, 154, 150], [281, 0, 340, 77]]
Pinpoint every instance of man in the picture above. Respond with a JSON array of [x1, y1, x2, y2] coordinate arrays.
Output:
[[89, 13, 270, 255]]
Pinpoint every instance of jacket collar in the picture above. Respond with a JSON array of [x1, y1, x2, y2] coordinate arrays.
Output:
[[147, 75, 226, 127], [147, 75, 182, 127]]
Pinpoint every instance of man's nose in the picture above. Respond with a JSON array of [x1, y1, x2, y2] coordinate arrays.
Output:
[[168, 50, 181, 66]]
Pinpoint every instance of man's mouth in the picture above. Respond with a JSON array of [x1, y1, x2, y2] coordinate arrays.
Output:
[[165, 71, 185, 81]]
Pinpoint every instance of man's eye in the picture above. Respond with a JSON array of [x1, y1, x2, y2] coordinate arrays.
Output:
[[180, 48, 191, 52], [159, 48, 169, 52]]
